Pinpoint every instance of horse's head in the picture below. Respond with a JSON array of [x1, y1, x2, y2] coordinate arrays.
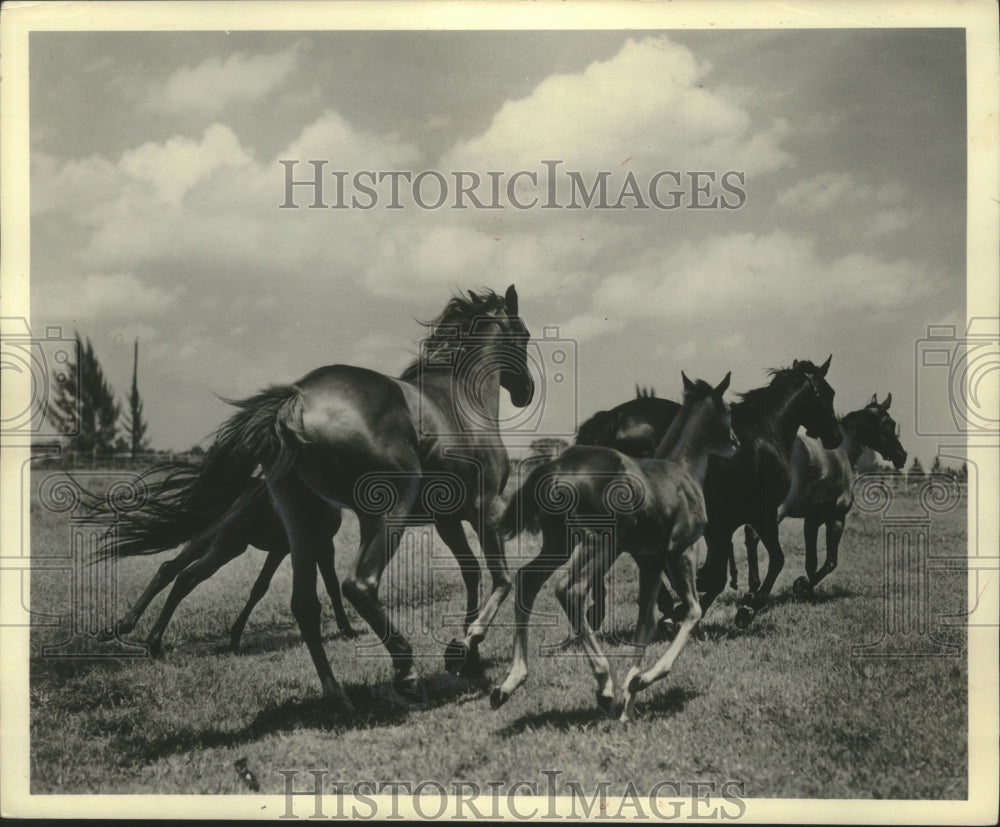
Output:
[[494, 284, 535, 409], [681, 371, 740, 459], [858, 392, 908, 469], [792, 355, 842, 450]]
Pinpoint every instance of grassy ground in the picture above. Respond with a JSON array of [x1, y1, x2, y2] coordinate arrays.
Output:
[[28, 473, 968, 798]]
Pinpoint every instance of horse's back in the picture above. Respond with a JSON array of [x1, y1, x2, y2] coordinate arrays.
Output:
[[291, 364, 420, 466]]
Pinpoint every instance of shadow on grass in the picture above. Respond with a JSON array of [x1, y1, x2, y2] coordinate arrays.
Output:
[[496, 685, 699, 737], [107, 670, 490, 763]]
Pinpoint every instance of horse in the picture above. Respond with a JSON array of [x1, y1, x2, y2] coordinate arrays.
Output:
[[102, 285, 533, 716], [489, 373, 739, 720], [100, 471, 356, 655], [743, 393, 907, 597], [577, 358, 842, 629]]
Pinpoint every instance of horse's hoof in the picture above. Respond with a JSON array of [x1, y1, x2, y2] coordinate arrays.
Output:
[[627, 674, 646, 695], [489, 688, 509, 710], [147, 640, 165, 659], [229, 640, 242, 654], [657, 617, 678, 641], [793, 576, 814, 599], [596, 692, 615, 715], [444, 639, 468, 674], [734, 605, 756, 629], [394, 676, 427, 707], [738, 591, 756, 607], [330, 692, 358, 718], [458, 646, 484, 680]]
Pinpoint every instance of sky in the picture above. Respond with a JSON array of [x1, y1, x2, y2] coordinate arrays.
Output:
[[27, 27, 968, 463]]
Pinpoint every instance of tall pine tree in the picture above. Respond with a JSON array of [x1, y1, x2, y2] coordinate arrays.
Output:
[[46, 333, 120, 454], [123, 338, 150, 458]]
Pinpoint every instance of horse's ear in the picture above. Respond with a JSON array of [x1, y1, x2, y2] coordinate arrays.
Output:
[[504, 284, 518, 315], [819, 354, 832, 377], [715, 371, 731, 396], [793, 359, 801, 370], [883, 392, 892, 411], [468, 290, 478, 303], [682, 371, 695, 392], [869, 393, 878, 407]]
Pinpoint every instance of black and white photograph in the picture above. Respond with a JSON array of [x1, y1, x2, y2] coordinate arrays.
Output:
[[1, 1, 997, 820]]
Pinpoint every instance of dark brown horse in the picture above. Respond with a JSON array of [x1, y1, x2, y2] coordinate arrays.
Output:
[[100, 473, 355, 655], [576, 358, 841, 629], [103, 286, 534, 715], [491, 373, 739, 719], [744, 393, 907, 597]]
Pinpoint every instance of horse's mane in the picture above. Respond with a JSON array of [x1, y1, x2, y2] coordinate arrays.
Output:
[[635, 385, 656, 399], [398, 288, 507, 381], [735, 362, 818, 412]]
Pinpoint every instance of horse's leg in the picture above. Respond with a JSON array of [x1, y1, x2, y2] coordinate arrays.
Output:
[[555, 540, 616, 711], [738, 517, 784, 625], [342, 493, 422, 702], [102, 540, 205, 640], [315, 539, 357, 638], [491, 529, 567, 709], [744, 525, 761, 594], [698, 525, 732, 619], [435, 518, 485, 676], [793, 515, 821, 599], [454, 521, 513, 675], [619, 555, 663, 723], [811, 511, 845, 588], [229, 549, 285, 652], [144, 531, 248, 657], [623, 540, 703, 719], [269, 473, 355, 715]]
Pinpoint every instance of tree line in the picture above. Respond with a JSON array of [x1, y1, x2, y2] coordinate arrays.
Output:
[[46, 334, 150, 458]]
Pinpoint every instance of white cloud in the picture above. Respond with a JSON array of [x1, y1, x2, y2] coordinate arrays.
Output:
[[777, 171, 907, 214], [33, 273, 182, 320], [120, 124, 253, 205], [583, 230, 936, 335], [148, 44, 302, 113], [443, 36, 791, 178]]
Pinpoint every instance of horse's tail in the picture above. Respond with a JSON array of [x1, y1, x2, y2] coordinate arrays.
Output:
[[499, 461, 553, 540], [99, 385, 301, 559], [575, 408, 617, 447]]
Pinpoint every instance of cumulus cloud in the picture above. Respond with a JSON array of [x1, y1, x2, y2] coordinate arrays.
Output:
[[443, 36, 791, 177], [778, 171, 906, 214], [120, 124, 253, 205], [32, 272, 182, 320], [576, 230, 936, 339], [147, 44, 302, 113]]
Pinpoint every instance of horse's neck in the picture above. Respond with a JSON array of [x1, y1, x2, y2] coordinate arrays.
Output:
[[455, 344, 503, 427], [769, 383, 816, 451], [837, 414, 866, 467], [652, 403, 690, 459], [660, 404, 711, 483]]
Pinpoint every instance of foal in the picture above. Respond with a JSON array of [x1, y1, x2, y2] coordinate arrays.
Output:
[[744, 393, 907, 596], [491, 373, 739, 721]]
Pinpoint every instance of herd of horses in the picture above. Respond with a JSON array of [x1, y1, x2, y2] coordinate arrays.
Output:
[[96, 285, 907, 723]]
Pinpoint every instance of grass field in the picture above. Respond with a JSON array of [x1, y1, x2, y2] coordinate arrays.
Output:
[[27, 471, 969, 799]]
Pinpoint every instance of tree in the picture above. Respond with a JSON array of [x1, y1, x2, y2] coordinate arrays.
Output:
[[47, 333, 120, 454], [930, 456, 943, 475], [907, 456, 925, 485], [122, 338, 150, 458]]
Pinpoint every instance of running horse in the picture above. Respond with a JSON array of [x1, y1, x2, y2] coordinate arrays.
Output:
[[744, 393, 907, 597], [490, 373, 740, 720], [99, 471, 355, 655], [577, 358, 842, 629], [103, 286, 533, 715]]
